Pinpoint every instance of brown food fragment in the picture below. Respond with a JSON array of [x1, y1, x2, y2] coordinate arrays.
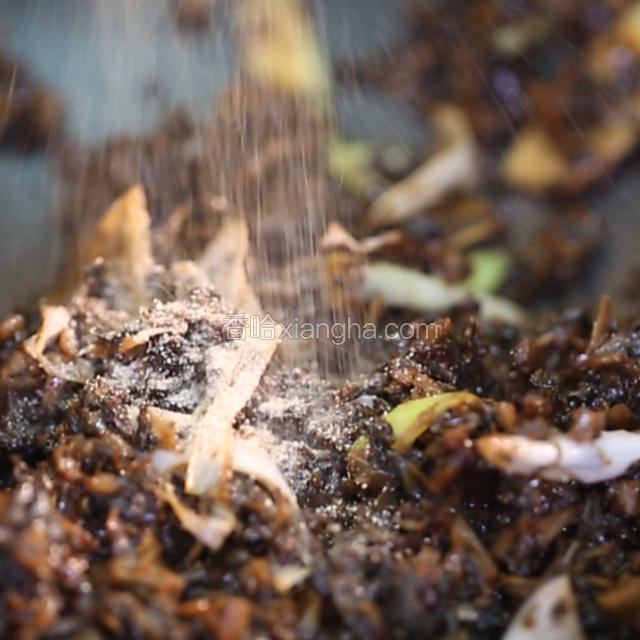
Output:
[[177, 595, 252, 640], [175, 0, 213, 31], [608, 404, 633, 430], [106, 530, 185, 597], [0, 49, 64, 150], [84, 185, 154, 308], [598, 576, 640, 629], [568, 408, 606, 442], [0, 314, 25, 342], [588, 294, 612, 355], [609, 479, 640, 517]]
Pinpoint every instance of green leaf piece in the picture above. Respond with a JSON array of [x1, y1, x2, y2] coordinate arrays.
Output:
[[463, 248, 512, 293], [327, 138, 380, 197], [387, 391, 480, 452]]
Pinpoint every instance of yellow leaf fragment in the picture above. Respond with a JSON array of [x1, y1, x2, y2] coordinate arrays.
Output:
[[86, 184, 154, 305], [501, 127, 569, 193], [326, 138, 380, 197], [617, 2, 640, 54], [198, 220, 262, 315], [349, 435, 370, 454], [586, 115, 638, 168], [22, 305, 92, 382], [236, 0, 329, 97], [320, 221, 401, 255], [272, 564, 311, 594], [23, 305, 71, 361], [387, 391, 480, 452]]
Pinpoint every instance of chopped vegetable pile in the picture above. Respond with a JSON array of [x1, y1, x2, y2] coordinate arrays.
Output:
[[3, 188, 640, 638], [6, 1, 640, 639]]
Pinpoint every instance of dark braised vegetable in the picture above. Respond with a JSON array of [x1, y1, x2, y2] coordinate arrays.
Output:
[[4, 241, 640, 639], [7, 1, 640, 638]]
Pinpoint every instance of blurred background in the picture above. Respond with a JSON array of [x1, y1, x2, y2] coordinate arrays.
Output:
[[0, 0, 416, 316], [3, 0, 640, 318]]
